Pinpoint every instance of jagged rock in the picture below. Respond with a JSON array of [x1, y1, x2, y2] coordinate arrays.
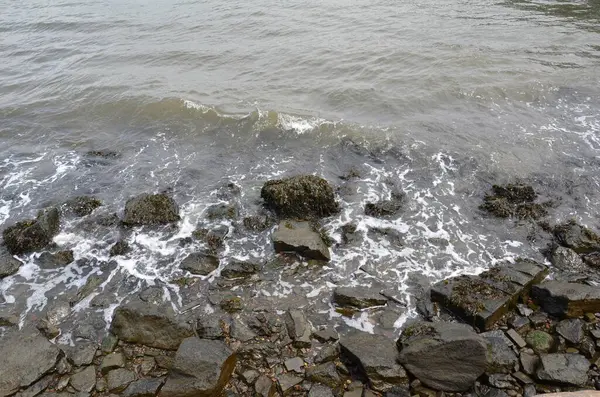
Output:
[[107, 368, 136, 393], [122, 378, 165, 397], [240, 370, 259, 385], [159, 337, 236, 397], [487, 374, 518, 389], [397, 322, 487, 392], [309, 384, 335, 397], [364, 193, 405, 218], [36, 250, 74, 268], [179, 252, 219, 276], [313, 328, 339, 343], [65, 196, 102, 217], [109, 240, 130, 257], [481, 330, 518, 374], [231, 317, 256, 342], [551, 246, 586, 273], [221, 259, 261, 279], [333, 286, 387, 309], [315, 344, 340, 364], [196, 316, 226, 340], [122, 193, 180, 226], [556, 319, 585, 345], [431, 259, 548, 330], [525, 330, 554, 353], [101, 353, 125, 375], [272, 220, 330, 261], [110, 297, 193, 350], [0, 250, 21, 278], [255, 375, 276, 397], [531, 281, 600, 318], [535, 353, 589, 386], [554, 221, 600, 254], [341, 331, 408, 392], [277, 374, 303, 394], [0, 329, 61, 396], [580, 336, 595, 358], [220, 296, 243, 313], [70, 366, 96, 392], [285, 309, 312, 348], [3, 208, 60, 255], [261, 175, 339, 219], [192, 228, 226, 251], [480, 184, 545, 219], [583, 252, 600, 268], [284, 357, 305, 373], [306, 362, 342, 388]]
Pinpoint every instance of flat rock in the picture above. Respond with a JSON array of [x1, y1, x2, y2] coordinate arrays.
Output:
[[196, 316, 226, 340], [333, 286, 387, 309], [306, 362, 342, 388], [535, 353, 590, 386], [122, 193, 180, 226], [221, 259, 261, 279], [284, 357, 305, 373], [481, 330, 518, 374], [309, 384, 335, 397], [556, 319, 585, 345], [554, 221, 600, 254], [107, 368, 136, 393], [315, 344, 340, 364], [506, 329, 527, 348], [397, 321, 487, 392], [255, 375, 275, 397], [179, 252, 219, 276], [159, 337, 236, 397], [2, 208, 60, 255], [531, 281, 600, 318], [101, 353, 125, 375], [520, 351, 539, 376], [70, 366, 96, 392], [277, 373, 303, 394], [285, 309, 312, 348], [272, 220, 330, 261], [61, 341, 98, 367], [431, 259, 548, 330], [122, 378, 165, 397], [341, 331, 408, 392]]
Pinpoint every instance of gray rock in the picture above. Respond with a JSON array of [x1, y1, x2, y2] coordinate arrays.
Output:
[[487, 374, 518, 389], [284, 357, 305, 373], [107, 368, 136, 393], [70, 366, 96, 392], [110, 297, 193, 350], [484, 388, 509, 397], [65, 196, 102, 217], [61, 342, 97, 367], [101, 334, 119, 353], [315, 344, 340, 364], [240, 370, 259, 385], [523, 384, 536, 397], [109, 240, 130, 257], [122, 193, 180, 226], [520, 351, 539, 375], [506, 329, 527, 348], [101, 353, 126, 375], [525, 330, 554, 354], [16, 375, 53, 397], [0, 251, 21, 278], [0, 328, 61, 396], [196, 316, 225, 340], [179, 252, 218, 276], [272, 220, 330, 261], [306, 362, 342, 388], [221, 259, 261, 279], [341, 331, 408, 392], [583, 252, 600, 268], [333, 286, 387, 309], [36, 251, 74, 269], [481, 330, 518, 374], [3, 208, 60, 255], [512, 371, 533, 385], [579, 335, 596, 358], [139, 357, 155, 376], [159, 337, 236, 397], [550, 246, 586, 272], [231, 317, 256, 342], [0, 307, 18, 327], [531, 281, 600, 318], [508, 316, 529, 333], [277, 373, 303, 394], [535, 353, 590, 386], [517, 304, 534, 317], [556, 319, 586, 345], [312, 328, 339, 343], [285, 309, 312, 348], [397, 321, 487, 392], [554, 221, 600, 254], [309, 384, 335, 397], [254, 375, 275, 397], [122, 378, 165, 397]]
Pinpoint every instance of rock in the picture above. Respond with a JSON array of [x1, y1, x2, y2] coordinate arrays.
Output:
[[2, 208, 60, 255], [261, 175, 339, 220], [107, 368, 136, 393], [333, 287, 387, 309], [196, 316, 225, 340], [491, 184, 537, 202], [517, 304, 534, 317], [285, 309, 312, 348], [535, 353, 590, 386], [431, 259, 548, 330], [122, 193, 180, 226], [315, 344, 340, 364], [556, 319, 586, 345], [523, 384, 536, 397], [0, 308, 18, 327], [512, 371, 534, 385], [272, 220, 330, 261], [221, 259, 261, 279], [159, 337, 236, 397], [284, 357, 305, 373], [240, 370, 259, 385], [554, 221, 600, 254], [397, 321, 487, 392], [364, 193, 405, 218], [242, 214, 275, 232], [109, 240, 130, 257], [0, 250, 21, 278], [110, 297, 193, 350], [62, 342, 97, 366], [580, 335, 596, 358], [525, 330, 554, 353], [36, 250, 74, 268], [480, 184, 543, 219], [65, 196, 102, 217], [101, 334, 119, 353], [531, 281, 600, 318], [70, 366, 96, 392], [122, 378, 165, 397], [312, 328, 339, 343], [483, 388, 510, 397], [551, 246, 586, 273], [0, 328, 61, 396], [139, 357, 155, 376], [277, 373, 303, 394], [179, 252, 219, 276], [231, 317, 256, 342], [220, 296, 243, 313], [255, 375, 275, 397], [583, 252, 600, 268], [309, 384, 335, 397], [192, 228, 226, 251], [101, 353, 126, 375], [306, 362, 342, 388], [481, 330, 518, 374], [488, 374, 518, 389], [341, 331, 408, 392], [529, 311, 549, 327], [506, 329, 527, 348], [205, 203, 238, 220]]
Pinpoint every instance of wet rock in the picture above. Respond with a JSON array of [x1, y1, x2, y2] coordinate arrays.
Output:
[[221, 259, 261, 279], [556, 319, 586, 345], [3, 207, 60, 255], [531, 281, 600, 318], [179, 252, 219, 276], [481, 196, 513, 218], [333, 286, 387, 309], [365, 193, 405, 218], [70, 366, 96, 392], [109, 240, 130, 257], [480, 184, 542, 219], [261, 175, 339, 219], [272, 220, 330, 261], [0, 328, 61, 396], [159, 337, 236, 397], [397, 321, 487, 392], [101, 353, 126, 375], [481, 330, 518, 374], [339, 222, 359, 245], [306, 362, 342, 388], [341, 331, 408, 392], [255, 375, 276, 397], [205, 203, 238, 220], [0, 251, 21, 278], [554, 221, 600, 254], [192, 228, 226, 251], [242, 214, 275, 232], [277, 373, 303, 394], [535, 353, 590, 386], [285, 309, 312, 348], [551, 245, 586, 273], [122, 193, 180, 226], [309, 384, 335, 397], [110, 297, 193, 350], [36, 317, 59, 339], [36, 250, 74, 268], [107, 368, 136, 393], [525, 330, 554, 354], [431, 259, 548, 330], [65, 196, 102, 217], [0, 308, 18, 327], [491, 184, 537, 202], [122, 378, 165, 397], [61, 341, 97, 366]]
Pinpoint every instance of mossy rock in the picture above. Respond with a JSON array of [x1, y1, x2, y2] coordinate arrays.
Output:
[[491, 184, 536, 203], [525, 330, 554, 353], [2, 208, 60, 255], [122, 193, 180, 226], [220, 297, 243, 313], [65, 196, 102, 217]]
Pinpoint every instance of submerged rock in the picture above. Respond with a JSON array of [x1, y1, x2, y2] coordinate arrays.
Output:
[[480, 184, 548, 220], [205, 203, 238, 220], [272, 220, 330, 261], [179, 252, 219, 276], [397, 321, 488, 392], [36, 250, 74, 268], [122, 193, 180, 226], [333, 286, 387, 309], [109, 240, 130, 257], [261, 175, 339, 219], [0, 250, 21, 278], [2, 207, 60, 255], [531, 280, 600, 318], [242, 214, 275, 232], [65, 196, 102, 217], [535, 353, 589, 386], [364, 193, 405, 218], [554, 221, 600, 254]]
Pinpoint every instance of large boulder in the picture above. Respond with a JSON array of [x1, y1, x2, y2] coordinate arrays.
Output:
[[261, 175, 339, 219], [531, 281, 600, 318], [554, 221, 600, 254], [0, 328, 61, 397], [535, 354, 589, 386], [0, 250, 21, 278], [110, 297, 193, 350], [2, 208, 60, 255], [159, 337, 236, 397], [122, 193, 180, 226], [272, 221, 330, 261], [397, 322, 488, 392], [340, 331, 408, 392]]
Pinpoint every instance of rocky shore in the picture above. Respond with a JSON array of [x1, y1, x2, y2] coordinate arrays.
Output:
[[2, 176, 600, 397]]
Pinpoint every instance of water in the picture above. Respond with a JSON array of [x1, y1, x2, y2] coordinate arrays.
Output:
[[0, 0, 599, 338]]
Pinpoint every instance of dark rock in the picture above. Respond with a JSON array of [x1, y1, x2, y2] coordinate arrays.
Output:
[[340, 222, 359, 245], [255, 375, 276, 397], [508, 315, 530, 332], [491, 184, 536, 203], [205, 203, 238, 220], [179, 252, 219, 276], [86, 150, 119, 158], [221, 259, 261, 279], [36, 318, 59, 339], [483, 388, 510, 397], [315, 344, 340, 364], [36, 250, 74, 268], [556, 319, 585, 345], [70, 366, 96, 392], [397, 321, 487, 392], [554, 221, 600, 254], [272, 220, 330, 261], [220, 296, 243, 313], [101, 334, 119, 353], [277, 373, 303, 394], [535, 353, 590, 386], [580, 335, 596, 358], [525, 330, 554, 353], [312, 328, 339, 343], [583, 252, 600, 268], [0, 251, 21, 278], [196, 316, 226, 340], [3, 208, 60, 255], [261, 175, 339, 219], [531, 280, 600, 318], [506, 329, 527, 348], [285, 309, 312, 348], [481, 196, 512, 218], [0, 329, 61, 396], [107, 368, 135, 393], [550, 246, 586, 273], [192, 228, 226, 252], [431, 259, 548, 330], [109, 240, 130, 257], [481, 330, 518, 374], [101, 353, 125, 375], [365, 193, 405, 218], [529, 311, 549, 327], [306, 362, 342, 388], [122, 193, 180, 226], [61, 341, 97, 366], [65, 196, 102, 217], [122, 378, 165, 397], [487, 374, 518, 389], [110, 297, 193, 350], [333, 286, 387, 309], [309, 384, 335, 397], [341, 331, 408, 392], [242, 214, 275, 232]]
